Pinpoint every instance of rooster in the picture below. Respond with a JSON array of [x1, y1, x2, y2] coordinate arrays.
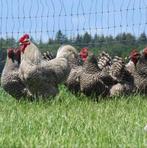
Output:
[[1, 48, 32, 99], [19, 34, 77, 98], [129, 48, 147, 94]]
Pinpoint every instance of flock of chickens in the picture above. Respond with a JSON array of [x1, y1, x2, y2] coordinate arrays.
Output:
[[1, 34, 147, 100]]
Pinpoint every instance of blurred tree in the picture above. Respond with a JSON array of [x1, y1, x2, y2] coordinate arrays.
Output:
[[138, 32, 147, 45], [82, 32, 92, 44], [55, 30, 68, 44]]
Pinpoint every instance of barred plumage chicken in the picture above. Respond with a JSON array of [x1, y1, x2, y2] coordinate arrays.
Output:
[[80, 52, 109, 96], [129, 48, 147, 94], [97, 51, 115, 87], [65, 66, 83, 93], [126, 49, 139, 74], [1, 48, 32, 99], [97, 51, 112, 70], [64, 52, 83, 93], [136, 48, 147, 76], [42, 51, 55, 60], [109, 56, 134, 96], [109, 56, 125, 82]]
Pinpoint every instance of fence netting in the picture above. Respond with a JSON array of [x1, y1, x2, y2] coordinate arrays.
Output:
[[0, 0, 147, 49]]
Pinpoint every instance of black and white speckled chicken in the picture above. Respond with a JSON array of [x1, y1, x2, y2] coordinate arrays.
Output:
[[97, 51, 112, 70], [64, 52, 83, 93], [80, 51, 109, 96], [109, 56, 134, 96], [97, 51, 115, 87], [129, 48, 147, 94]]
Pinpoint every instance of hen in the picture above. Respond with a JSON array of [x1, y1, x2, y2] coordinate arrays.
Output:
[[80, 51, 109, 97], [1, 48, 31, 99], [129, 48, 147, 94], [96, 51, 115, 87], [65, 53, 83, 93], [42, 47, 83, 93], [109, 56, 134, 96]]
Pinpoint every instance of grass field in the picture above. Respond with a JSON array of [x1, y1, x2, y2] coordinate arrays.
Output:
[[0, 86, 147, 148]]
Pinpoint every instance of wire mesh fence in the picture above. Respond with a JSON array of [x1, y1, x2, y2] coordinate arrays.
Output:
[[0, 0, 147, 50], [0, 0, 147, 43]]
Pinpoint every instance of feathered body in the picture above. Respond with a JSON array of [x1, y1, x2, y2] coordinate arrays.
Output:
[[97, 51, 115, 87], [40, 45, 83, 93], [109, 56, 134, 96], [65, 52, 83, 93], [65, 66, 83, 93], [109, 56, 125, 81], [1, 48, 31, 99], [97, 51, 112, 70], [131, 48, 147, 94], [19, 35, 77, 98], [125, 60, 135, 74], [80, 52, 108, 96]]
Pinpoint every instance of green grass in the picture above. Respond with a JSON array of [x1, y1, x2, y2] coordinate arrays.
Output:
[[0, 86, 147, 148]]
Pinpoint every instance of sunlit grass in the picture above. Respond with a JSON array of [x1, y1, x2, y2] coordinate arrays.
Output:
[[0, 86, 147, 147]]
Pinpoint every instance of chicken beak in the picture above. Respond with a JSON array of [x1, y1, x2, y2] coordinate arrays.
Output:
[[23, 38, 30, 42], [19, 38, 30, 45]]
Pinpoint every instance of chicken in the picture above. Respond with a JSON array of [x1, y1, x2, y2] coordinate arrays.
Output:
[[42, 48, 83, 68], [129, 48, 147, 94], [65, 66, 83, 93], [79, 51, 109, 96], [109, 56, 125, 82], [126, 49, 139, 74], [1, 48, 31, 100], [109, 56, 134, 96], [97, 51, 112, 70], [136, 48, 147, 76], [42, 47, 83, 93], [96, 51, 115, 87], [19, 34, 78, 98], [64, 53, 83, 93], [43, 47, 83, 93], [66, 51, 113, 94], [110, 83, 124, 96]]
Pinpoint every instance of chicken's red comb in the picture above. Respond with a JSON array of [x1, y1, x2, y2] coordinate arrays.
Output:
[[81, 47, 88, 52], [130, 49, 139, 56], [19, 34, 30, 43]]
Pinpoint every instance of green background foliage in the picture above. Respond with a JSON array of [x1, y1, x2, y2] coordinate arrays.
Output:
[[1, 31, 147, 74]]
